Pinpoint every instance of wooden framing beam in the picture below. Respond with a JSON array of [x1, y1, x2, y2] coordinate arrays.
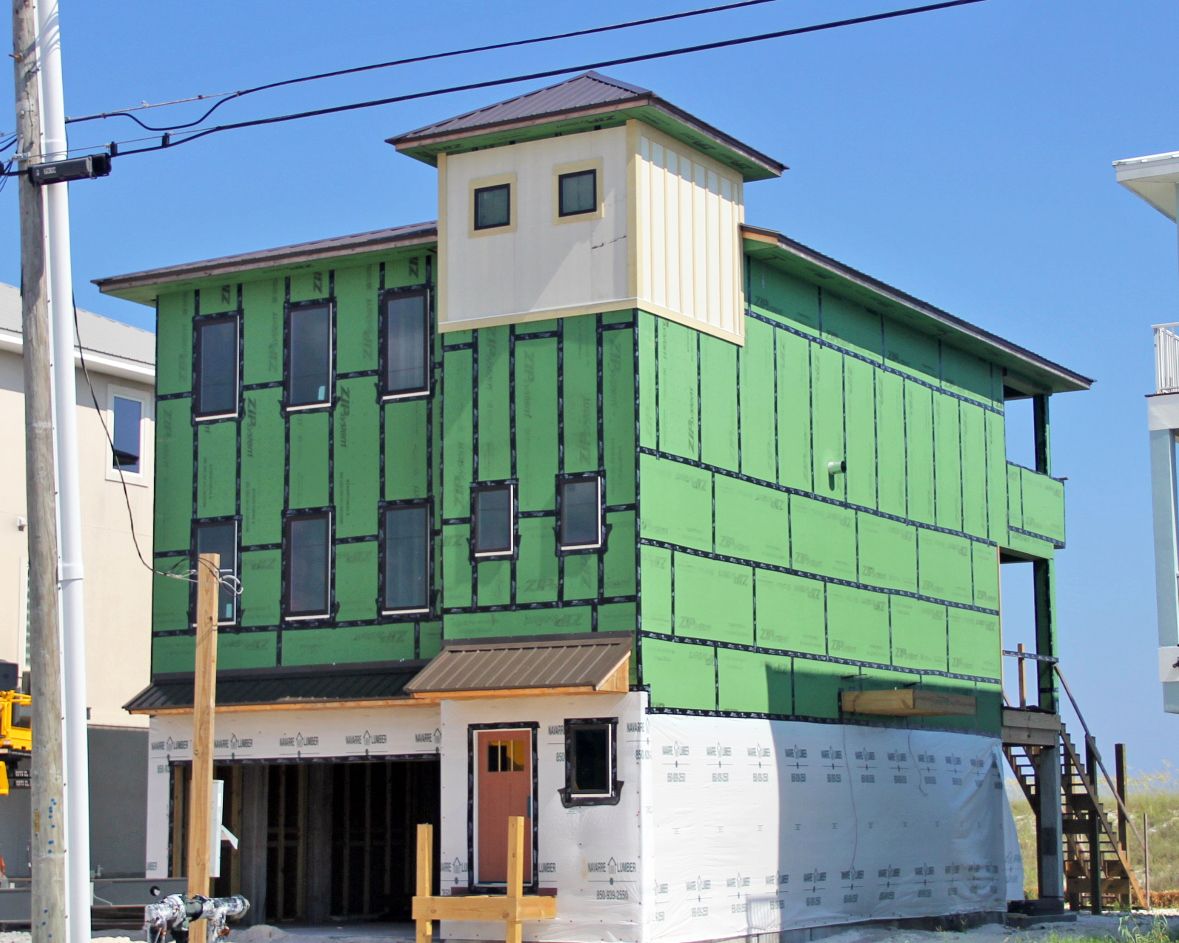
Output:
[[840, 688, 976, 717], [413, 817, 557, 942]]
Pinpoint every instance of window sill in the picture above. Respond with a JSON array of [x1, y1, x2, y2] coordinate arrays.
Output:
[[558, 781, 624, 808], [285, 401, 332, 414], [194, 411, 238, 423], [381, 607, 431, 619], [283, 612, 330, 622], [106, 468, 149, 488], [380, 390, 431, 403]]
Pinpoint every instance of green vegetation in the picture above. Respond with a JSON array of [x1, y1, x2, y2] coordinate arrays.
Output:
[[1038, 916, 1175, 943], [1009, 768, 1179, 902]]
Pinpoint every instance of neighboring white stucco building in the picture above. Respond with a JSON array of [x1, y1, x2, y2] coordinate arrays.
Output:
[[0, 281, 154, 875]]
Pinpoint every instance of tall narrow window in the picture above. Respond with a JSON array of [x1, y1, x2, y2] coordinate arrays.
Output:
[[558, 169, 597, 217], [472, 483, 516, 559], [558, 474, 604, 551], [195, 520, 237, 624], [381, 289, 430, 398], [383, 503, 430, 614], [111, 393, 143, 474], [474, 183, 511, 231], [285, 513, 331, 618], [194, 315, 238, 419], [287, 303, 332, 409]]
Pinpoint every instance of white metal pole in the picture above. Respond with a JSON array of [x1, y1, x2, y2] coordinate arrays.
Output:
[[35, 2, 92, 939]]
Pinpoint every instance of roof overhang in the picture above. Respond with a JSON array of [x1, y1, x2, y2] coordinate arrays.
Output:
[[404, 632, 632, 701], [742, 225, 1093, 396], [124, 661, 428, 716], [391, 97, 784, 182], [95, 223, 438, 306], [1114, 151, 1179, 221]]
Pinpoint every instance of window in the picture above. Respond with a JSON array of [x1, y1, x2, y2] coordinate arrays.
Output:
[[111, 395, 143, 473], [486, 739, 526, 772], [558, 169, 597, 217], [559, 718, 621, 806], [472, 483, 516, 559], [558, 474, 604, 551], [194, 315, 238, 419], [195, 521, 237, 624], [382, 503, 430, 614], [381, 289, 430, 398], [285, 512, 331, 618], [474, 183, 511, 231], [287, 302, 332, 409]]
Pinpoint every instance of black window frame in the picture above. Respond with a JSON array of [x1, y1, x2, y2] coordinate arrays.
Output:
[[379, 286, 431, 400], [193, 313, 240, 420], [380, 499, 433, 617], [283, 510, 333, 620], [193, 519, 239, 626], [285, 299, 334, 411], [556, 472, 606, 553], [558, 169, 597, 218], [559, 717, 622, 807], [471, 481, 517, 560], [473, 182, 511, 231]]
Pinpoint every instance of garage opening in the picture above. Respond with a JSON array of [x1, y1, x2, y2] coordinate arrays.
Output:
[[170, 756, 440, 923]]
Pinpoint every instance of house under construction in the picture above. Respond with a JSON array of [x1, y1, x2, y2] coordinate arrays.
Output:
[[100, 72, 1103, 936]]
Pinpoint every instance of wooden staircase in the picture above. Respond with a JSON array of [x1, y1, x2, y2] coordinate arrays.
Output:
[[1004, 721, 1147, 911]]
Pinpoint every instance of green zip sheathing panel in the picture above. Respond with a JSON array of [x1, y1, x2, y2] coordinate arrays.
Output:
[[154, 398, 193, 552], [642, 637, 717, 711], [439, 311, 639, 641], [241, 279, 283, 384], [156, 292, 194, 395], [1012, 464, 1066, 545], [335, 378, 379, 537], [241, 389, 284, 545], [637, 253, 1027, 733], [149, 248, 442, 677]]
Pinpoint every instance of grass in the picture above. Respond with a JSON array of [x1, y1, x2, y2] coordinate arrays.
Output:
[[1008, 767, 1179, 902], [1038, 916, 1176, 943]]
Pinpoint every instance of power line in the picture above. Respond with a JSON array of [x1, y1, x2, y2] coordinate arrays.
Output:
[[65, 0, 781, 132], [1, 0, 986, 173]]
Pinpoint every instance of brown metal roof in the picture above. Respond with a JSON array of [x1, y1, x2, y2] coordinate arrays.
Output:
[[397, 72, 650, 141], [405, 632, 632, 698], [124, 661, 426, 714], [95, 221, 438, 305]]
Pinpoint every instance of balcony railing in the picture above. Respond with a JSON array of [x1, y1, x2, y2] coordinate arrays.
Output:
[[1154, 322, 1179, 393]]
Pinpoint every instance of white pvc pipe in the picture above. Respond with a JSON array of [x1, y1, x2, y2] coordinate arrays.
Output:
[[35, 3, 92, 940]]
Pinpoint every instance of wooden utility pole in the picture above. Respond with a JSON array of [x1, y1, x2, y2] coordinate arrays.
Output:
[[188, 553, 220, 943], [12, 1, 69, 940]]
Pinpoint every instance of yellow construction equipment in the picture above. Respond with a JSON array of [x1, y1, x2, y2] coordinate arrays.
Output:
[[0, 691, 31, 796]]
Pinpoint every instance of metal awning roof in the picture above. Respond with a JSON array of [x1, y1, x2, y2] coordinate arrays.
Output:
[[404, 632, 632, 700], [124, 661, 427, 715]]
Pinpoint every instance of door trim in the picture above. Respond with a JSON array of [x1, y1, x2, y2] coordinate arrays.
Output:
[[467, 721, 539, 891]]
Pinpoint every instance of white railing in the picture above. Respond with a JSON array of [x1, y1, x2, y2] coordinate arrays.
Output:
[[1154, 322, 1179, 393]]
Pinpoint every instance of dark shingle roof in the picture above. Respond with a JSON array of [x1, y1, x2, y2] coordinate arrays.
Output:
[[399, 72, 650, 141], [125, 661, 426, 713]]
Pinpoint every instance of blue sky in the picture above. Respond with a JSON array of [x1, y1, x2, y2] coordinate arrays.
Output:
[[3, 1, 1176, 771]]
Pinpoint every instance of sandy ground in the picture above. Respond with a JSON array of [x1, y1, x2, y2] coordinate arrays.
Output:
[[2, 912, 1178, 943]]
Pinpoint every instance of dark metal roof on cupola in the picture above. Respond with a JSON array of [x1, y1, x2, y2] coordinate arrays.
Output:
[[389, 71, 785, 182]]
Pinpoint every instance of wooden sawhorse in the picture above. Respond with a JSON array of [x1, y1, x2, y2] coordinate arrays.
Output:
[[413, 816, 557, 943]]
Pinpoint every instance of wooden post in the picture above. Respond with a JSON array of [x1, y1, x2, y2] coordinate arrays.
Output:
[[1085, 740, 1102, 913], [188, 553, 220, 943], [1017, 643, 1027, 708], [1143, 812, 1151, 910], [1115, 743, 1128, 853], [506, 816, 525, 943], [416, 824, 433, 943]]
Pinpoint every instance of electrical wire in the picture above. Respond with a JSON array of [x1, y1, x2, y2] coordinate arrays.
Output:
[[0, 0, 987, 174], [65, 0, 781, 132], [71, 299, 241, 595]]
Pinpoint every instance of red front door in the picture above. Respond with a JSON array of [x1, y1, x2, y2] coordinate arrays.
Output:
[[475, 728, 534, 884]]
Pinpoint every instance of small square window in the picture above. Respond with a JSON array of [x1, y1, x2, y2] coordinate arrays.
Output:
[[285, 512, 331, 618], [558, 474, 604, 551], [287, 303, 332, 409], [558, 169, 597, 217], [382, 503, 430, 614], [560, 718, 621, 806], [194, 315, 238, 419], [111, 394, 143, 474], [382, 289, 430, 398], [474, 183, 511, 231], [195, 521, 237, 625], [472, 483, 516, 558]]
